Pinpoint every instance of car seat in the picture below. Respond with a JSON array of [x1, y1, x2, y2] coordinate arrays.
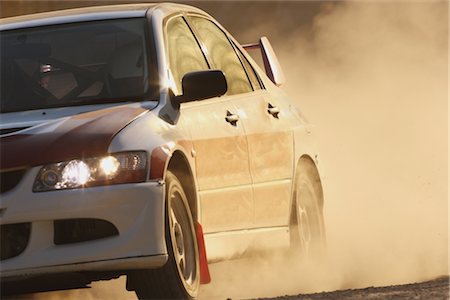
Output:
[[105, 40, 146, 98]]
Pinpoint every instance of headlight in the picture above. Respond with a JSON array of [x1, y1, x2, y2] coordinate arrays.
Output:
[[33, 151, 148, 192]]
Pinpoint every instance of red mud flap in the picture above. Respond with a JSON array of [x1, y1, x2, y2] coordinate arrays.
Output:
[[196, 222, 211, 284]]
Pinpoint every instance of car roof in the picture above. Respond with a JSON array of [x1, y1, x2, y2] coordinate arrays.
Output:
[[0, 3, 207, 31]]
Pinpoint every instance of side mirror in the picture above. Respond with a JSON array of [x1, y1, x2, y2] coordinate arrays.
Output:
[[159, 70, 227, 125], [178, 70, 227, 103]]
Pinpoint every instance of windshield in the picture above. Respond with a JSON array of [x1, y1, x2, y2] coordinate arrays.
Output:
[[0, 18, 150, 113]]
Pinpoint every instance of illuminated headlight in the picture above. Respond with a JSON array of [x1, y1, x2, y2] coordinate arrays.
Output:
[[33, 152, 148, 192]]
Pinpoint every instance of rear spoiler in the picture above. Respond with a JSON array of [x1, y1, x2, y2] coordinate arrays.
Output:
[[243, 36, 285, 86]]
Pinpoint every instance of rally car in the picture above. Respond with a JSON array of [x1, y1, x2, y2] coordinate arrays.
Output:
[[0, 3, 326, 299]]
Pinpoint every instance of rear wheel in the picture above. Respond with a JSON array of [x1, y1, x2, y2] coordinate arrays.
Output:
[[289, 161, 326, 260], [129, 171, 200, 299]]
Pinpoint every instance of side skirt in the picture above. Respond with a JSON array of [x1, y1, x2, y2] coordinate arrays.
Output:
[[204, 226, 290, 263]]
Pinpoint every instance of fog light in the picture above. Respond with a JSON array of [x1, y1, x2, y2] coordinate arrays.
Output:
[[62, 160, 90, 186]]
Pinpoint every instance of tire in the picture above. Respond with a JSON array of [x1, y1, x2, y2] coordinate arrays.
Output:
[[129, 171, 200, 300], [289, 161, 326, 261]]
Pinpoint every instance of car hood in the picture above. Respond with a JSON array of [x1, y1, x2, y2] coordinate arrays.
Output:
[[0, 105, 148, 171]]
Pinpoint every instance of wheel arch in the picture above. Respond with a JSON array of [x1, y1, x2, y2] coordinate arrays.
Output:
[[166, 150, 199, 223], [294, 155, 324, 209]]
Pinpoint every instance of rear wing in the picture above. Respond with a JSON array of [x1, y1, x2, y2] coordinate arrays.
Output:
[[243, 36, 285, 86]]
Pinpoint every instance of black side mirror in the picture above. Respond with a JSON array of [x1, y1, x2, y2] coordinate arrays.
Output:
[[178, 70, 227, 103], [160, 70, 227, 125]]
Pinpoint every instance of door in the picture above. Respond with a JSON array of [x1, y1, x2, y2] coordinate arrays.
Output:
[[182, 100, 253, 233], [165, 16, 253, 233], [237, 90, 295, 228], [188, 15, 295, 229], [233, 42, 295, 228]]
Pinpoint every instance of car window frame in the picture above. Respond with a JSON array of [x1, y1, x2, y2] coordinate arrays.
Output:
[[184, 13, 256, 95], [231, 40, 265, 91], [162, 13, 212, 95]]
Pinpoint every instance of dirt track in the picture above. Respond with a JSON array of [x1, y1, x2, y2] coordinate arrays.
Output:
[[259, 276, 449, 300], [8, 275, 449, 300]]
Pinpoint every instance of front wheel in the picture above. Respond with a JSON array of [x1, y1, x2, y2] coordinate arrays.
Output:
[[129, 171, 200, 299], [289, 161, 326, 261]]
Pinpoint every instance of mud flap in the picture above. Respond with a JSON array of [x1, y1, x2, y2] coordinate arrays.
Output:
[[196, 222, 211, 284]]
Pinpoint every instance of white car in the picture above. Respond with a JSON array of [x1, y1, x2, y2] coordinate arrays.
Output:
[[0, 3, 326, 299]]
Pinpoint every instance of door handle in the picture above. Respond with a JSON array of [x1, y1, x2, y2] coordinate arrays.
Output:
[[225, 111, 239, 126], [267, 103, 280, 118]]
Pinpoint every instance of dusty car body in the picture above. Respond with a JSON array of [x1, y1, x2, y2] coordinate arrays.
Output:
[[0, 3, 325, 299]]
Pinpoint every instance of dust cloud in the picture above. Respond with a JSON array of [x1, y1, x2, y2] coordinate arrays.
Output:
[[200, 1, 449, 299], [284, 0, 448, 288], [5, 1, 448, 299]]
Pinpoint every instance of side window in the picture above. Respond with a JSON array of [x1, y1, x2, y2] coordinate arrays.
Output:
[[235, 46, 262, 90], [166, 17, 209, 95], [189, 17, 252, 96]]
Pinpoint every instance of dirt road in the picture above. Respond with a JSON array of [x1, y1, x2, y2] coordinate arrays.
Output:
[[8, 276, 448, 299], [259, 276, 449, 300]]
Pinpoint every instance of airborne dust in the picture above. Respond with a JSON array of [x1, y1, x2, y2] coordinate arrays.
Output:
[[5, 1, 448, 299], [202, 2, 448, 298]]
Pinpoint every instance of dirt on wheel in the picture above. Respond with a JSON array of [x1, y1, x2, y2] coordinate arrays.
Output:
[[258, 276, 449, 300]]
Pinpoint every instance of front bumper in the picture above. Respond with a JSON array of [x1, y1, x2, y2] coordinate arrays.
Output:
[[0, 167, 168, 279]]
